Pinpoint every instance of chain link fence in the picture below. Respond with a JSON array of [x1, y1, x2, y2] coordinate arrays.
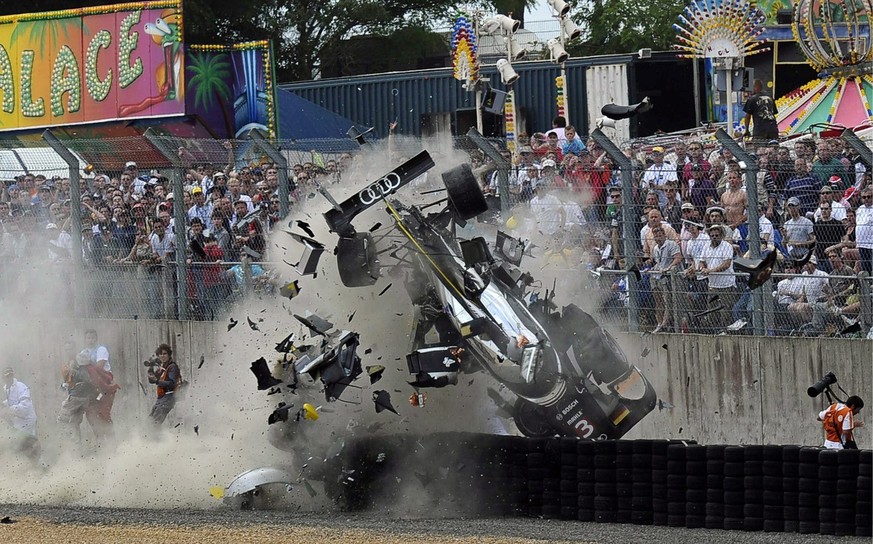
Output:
[[0, 128, 870, 337]]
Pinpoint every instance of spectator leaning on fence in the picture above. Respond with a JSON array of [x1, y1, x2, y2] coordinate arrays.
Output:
[[856, 188, 873, 273], [697, 224, 737, 331], [813, 198, 846, 273], [649, 225, 682, 333]]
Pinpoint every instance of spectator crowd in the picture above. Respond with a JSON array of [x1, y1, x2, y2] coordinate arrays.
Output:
[[0, 127, 870, 337]]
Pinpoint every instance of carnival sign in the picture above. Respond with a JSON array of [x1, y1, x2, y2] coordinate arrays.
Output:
[[0, 0, 184, 131]]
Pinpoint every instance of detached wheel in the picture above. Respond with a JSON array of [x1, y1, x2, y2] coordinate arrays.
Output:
[[514, 399, 555, 438], [442, 164, 488, 220], [337, 233, 379, 287]]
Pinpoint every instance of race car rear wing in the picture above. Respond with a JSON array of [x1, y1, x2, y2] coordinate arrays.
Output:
[[324, 150, 435, 236]]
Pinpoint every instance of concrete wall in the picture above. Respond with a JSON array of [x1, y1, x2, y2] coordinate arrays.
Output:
[[623, 333, 873, 449], [14, 319, 871, 449]]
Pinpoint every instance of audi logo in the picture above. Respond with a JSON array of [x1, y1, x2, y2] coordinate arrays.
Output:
[[358, 173, 402, 205]]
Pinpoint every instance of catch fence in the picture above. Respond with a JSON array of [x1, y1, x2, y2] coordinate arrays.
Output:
[[0, 126, 870, 337]]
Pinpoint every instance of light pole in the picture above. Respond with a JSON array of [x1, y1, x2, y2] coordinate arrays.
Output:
[[547, 0, 577, 125]]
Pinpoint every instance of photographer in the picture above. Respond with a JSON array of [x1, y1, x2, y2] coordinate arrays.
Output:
[[817, 395, 864, 449], [147, 344, 181, 425]]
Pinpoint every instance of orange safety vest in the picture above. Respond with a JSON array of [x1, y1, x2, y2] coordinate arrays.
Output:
[[156, 363, 181, 398], [822, 403, 854, 444]]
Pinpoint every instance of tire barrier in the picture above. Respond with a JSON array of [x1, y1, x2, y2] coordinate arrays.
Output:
[[324, 433, 872, 536]]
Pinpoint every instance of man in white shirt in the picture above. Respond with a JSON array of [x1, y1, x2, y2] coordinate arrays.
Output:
[[642, 146, 678, 207], [697, 224, 737, 331], [813, 186, 846, 221], [856, 188, 873, 274], [650, 226, 682, 332], [1, 367, 37, 437]]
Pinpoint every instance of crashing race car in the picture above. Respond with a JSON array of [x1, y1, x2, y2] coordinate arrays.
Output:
[[312, 150, 657, 439]]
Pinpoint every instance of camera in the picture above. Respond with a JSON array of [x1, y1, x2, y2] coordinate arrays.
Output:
[[807, 371, 837, 397], [144, 355, 160, 369]]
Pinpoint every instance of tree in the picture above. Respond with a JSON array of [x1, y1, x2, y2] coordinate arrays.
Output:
[[571, 0, 684, 56], [0, 0, 461, 82]]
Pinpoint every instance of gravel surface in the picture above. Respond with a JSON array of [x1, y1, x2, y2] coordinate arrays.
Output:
[[0, 504, 866, 544]]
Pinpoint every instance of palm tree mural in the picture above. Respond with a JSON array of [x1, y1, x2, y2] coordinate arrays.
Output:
[[11, 17, 87, 56], [186, 51, 234, 137]]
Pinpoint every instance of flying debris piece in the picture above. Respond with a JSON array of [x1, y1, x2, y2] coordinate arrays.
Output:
[[198, 355, 205, 369], [406, 346, 461, 388], [287, 232, 326, 276], [409, 391, 427, 407], [247, 317, 260, 331], [227, 318, 238, 331], [303, 479, 317, 497], [326, 438, 345, 459], [268, 402, 293, 424], [295, 220, 316, 238], [414, 471, 434, 487], [369, 222, 382, 232], [194, 425, 200, 435], [733, 250, 778, 290], [251, 357, 283, 390], [280, 280, 301, 300], [840, 320, 862, 335], [693, 305, 724, 319], [267, 387, 282, 395], [376, 452, 386, 463], [726, 319, 747, 332], [275, 332, 296, 353], [658, 399, 674, 411], [378, 283, 393, 297], [661, 344, 668, 350], [0, 516, 17, 524], [364, 348, 373, 355], [373, 390, 399, 415], [174, 423, 182, 428], [601, 96, 652, 120], [495, 231, 525, 266], [303, 403, 320, 420], [294, 313, 335, 336], [640, 347, 650, 358], [627, 264, 642, 282], [366, 365, 386, 384], [294, 329, 363, 401], [348, 311, 356, 323], [209, 486, 225, 500]]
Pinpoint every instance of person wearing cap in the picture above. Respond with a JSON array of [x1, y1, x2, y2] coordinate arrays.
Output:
[[187, 185, 213, 226], [539, 159, 564, 189], [528, 178, 566, 240], [45, 221, 73, 262], [782, 196, 815, 258], [1, 367, 37, 438], [513, 164, 539, 203], [741, 79, 779, 142], [642, 146, 678, 208], [697, 223, 737, 331]]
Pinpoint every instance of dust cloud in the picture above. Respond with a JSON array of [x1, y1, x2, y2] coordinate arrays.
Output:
[[0, 134, 517, 512]]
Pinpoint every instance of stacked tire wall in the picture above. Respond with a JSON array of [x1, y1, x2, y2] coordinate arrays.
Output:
[[331, 433, 871, 537]]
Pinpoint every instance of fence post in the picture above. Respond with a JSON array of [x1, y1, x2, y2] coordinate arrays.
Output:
[[466, 128, 512, 212], [242, 255, 252, 297], [669, 270, 681, 333], [143, 129, 188, 320], [247, 129, 290, 219], [42, 130, 85, 315], [859, 272, 872, 331], [839, 128, 873, 170], [714, 128, 771, 336], [591, 128, 640, 332]]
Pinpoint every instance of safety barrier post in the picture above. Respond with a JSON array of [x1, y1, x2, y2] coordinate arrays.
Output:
[[714, 129, 771, 336], [839, 128, 873, 169], [860, 272, 872, 331], [143, 129, 188, 320], [669, 270, 681, 333], [590, 128, 640, 332], [466, 128, 512, 212], [42, 130, 85, 315], [247, 130, 290, 219]]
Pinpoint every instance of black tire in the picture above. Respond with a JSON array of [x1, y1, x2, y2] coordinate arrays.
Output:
[[706, 489, 724, 503], [336, 233, 379, 287], [513, 400, 554, 438], [706, 502, 724, 516], [578, 508, 595, 521], [818, 465, 839, 480], [819, 449, 839, 465], [442, 164, 488, 220], [686, 461, 706, 475], [723, 476, 743, 491], [631, 510, 653, 525], [762, 519, 784, 532], [723, 517, 744, 530], [723, 463, 744, 477], [743, 517, 763, 531], [685, 515, 705, 528], [686, 489, 706, 503], [705, 516, 724, 529]]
